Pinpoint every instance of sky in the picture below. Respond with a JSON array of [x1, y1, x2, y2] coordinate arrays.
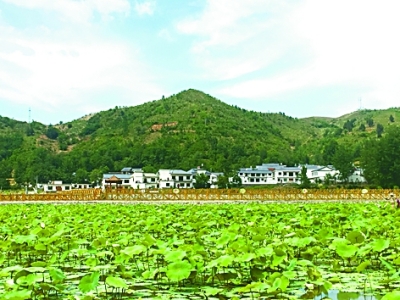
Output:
[[0, 0, 399, 125]]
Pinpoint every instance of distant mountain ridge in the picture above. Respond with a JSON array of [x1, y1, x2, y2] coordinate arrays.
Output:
[[0, 89, 399, 186]]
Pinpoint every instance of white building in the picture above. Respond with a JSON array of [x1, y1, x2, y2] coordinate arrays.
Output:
[[100, 163, 366, 190], [131, 170, 158, 189], [347, 167, 367, 183], [209, 172, 224, 188], [299, 164, 339, 183], [170, 170, 194, 188], [238, 163, 301, 185], [157, 169, 175, 189], [42, 180, 91, 193]]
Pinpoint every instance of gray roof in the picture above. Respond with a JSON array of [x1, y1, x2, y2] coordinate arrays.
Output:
[[121, 167, 143, 173], [239, 169, 272, 174], [300, 164, 323, 170], [103, 174, 132, 180], [281, 167, 301, 171], [313, 166, 336, 172], [258, 163, 283, 169], [170, 169, 193, 175]]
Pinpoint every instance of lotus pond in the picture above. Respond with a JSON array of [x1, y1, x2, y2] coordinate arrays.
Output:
[[0, 202, 400, 300]]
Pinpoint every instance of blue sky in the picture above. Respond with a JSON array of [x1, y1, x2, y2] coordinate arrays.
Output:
[[1, 0, 399, 125]]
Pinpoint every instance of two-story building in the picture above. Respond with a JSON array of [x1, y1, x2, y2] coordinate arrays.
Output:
[[238, 163, 301, 185]]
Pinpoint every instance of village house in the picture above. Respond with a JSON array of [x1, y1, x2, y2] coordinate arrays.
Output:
[[42, 180, 91, 193], [238, 163, 301, 185], [98, 162, 366, 190]]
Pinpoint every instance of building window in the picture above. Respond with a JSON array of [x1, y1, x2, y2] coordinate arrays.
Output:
[[124, 180, 129, 183], [179, 176, 183, 181], [65, 186, 70, 190], [166, 183, 170, 187]]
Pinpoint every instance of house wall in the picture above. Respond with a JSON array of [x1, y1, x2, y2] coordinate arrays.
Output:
[[43, 182, 90, 193]]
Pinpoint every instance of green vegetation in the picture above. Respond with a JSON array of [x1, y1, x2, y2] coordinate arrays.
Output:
[[360, 126, 400, 188], [0, 90, 400, 188], [0, 202, 399, 299]]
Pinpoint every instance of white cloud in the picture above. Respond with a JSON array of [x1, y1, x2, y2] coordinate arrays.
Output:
[[3, 0, 131, 23], [134, 1, 156, 16], [179, 0, 400, 112], [0, 26, 164, 121], [290, 0, 400, 108], [176, 0, 295, 79]]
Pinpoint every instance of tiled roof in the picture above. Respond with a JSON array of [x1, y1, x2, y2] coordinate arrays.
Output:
[[170, 169, 193, 175], [103, 174, 132, 180], [121, 167, 143, 173], [239, 169, 272, 174]]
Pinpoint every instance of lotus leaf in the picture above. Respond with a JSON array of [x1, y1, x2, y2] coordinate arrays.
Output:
[[356, 261, 371, 273], [49, 268, 66, 283], [382, 291, 400, 300], [202, 287, 224, 296], [0, 289, 32, 300], [164, 250, 187, 262], [346, 231, 366, 244], [371, 239, 390, 252], [105, 276, 128, 289], [215, 254, 234, 267], [121, 245, 146, 257], [78, 272, 100, 293], [336, 243, 358, 259], [166, 261, 192, 282]]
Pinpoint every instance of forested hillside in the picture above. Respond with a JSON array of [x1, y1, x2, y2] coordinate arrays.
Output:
[[1, 89, 400, 188]]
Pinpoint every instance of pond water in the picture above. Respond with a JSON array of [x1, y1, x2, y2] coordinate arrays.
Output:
[[313, 290, 382, 300]]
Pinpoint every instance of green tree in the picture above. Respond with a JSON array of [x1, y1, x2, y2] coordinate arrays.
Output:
[[360, 126, 400, 187], [231, 174, 242, 188], [358, 124, 366, 131], [323, 173, 335, 185], [194, 173, 210, 189], [332, 144, 354, 182], [25, 124, 35, 136], [389, 115, 395, 122], [142, 166, 157, 173], [322, 140, 338, 165], [217, 174, 230, 189], [298, 166, 311, 188], [343, 119, 356, 132], [365, 117, 374, 127], [89, 168, 104, 186], [0, 177, 10, 190], [74, 168, 89, 183], [46, 125, 59, 140], [376, 123, 384, 138]]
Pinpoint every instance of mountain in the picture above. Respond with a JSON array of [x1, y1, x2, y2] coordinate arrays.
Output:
[[0, 89, 399, 186]]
